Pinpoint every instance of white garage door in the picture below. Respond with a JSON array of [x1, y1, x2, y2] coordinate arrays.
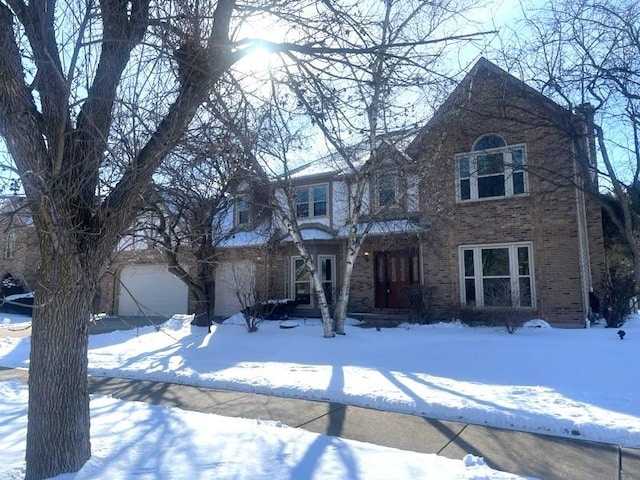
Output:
[[118, 264, 188, 317], [214, 261, 256, 317]]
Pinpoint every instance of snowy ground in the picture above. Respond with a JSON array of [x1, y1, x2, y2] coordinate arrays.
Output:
[[1, 312, 639, 479]]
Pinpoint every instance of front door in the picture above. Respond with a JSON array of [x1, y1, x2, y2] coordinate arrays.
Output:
[[374, 249, 419, 308]]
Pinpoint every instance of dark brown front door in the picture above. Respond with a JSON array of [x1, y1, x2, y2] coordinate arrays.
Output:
[[374, 249, 419, 308]]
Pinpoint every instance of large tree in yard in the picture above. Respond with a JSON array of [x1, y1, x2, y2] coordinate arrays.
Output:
[[139, 106, 253, 327], [0, 0, 406, 477], [499, 0, 640, 291], [0, 0, 497, 475], [238, 0, 492, 337], [0, 0, 238, 477]]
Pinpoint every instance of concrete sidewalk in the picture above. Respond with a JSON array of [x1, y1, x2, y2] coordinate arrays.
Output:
[[2, 367, 638, 479]]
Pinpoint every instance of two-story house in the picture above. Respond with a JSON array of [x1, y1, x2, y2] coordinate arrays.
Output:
[[212, 137, 423, 318], [406, 58, 605, 326], [214, 58, 606, 326], [4, 58, 606, 326]]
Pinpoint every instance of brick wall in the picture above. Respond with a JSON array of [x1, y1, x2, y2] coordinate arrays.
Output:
[[0, 221, 39, 292], [409, 62, 604, 326]]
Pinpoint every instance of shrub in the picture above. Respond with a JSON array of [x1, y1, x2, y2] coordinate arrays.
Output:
[[601, 265, 635, 328], [457, 308, 532, 334], [240, 299, 299, 332], [406, 285, 435, 324]]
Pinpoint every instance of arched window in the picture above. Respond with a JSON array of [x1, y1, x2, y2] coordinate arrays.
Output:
[[456, 135, 527, 201], [472, 134, 506, 151]]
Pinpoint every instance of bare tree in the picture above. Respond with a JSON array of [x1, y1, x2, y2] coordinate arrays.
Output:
[[497, 0, 640, 290], [0, 0, 240, 476], [248, 0, 492, 337], [1, 0, 469, 476], [139, 107, 252, 327]]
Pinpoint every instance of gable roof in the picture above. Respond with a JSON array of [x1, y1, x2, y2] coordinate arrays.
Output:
[[288, 129, 418, 181], [406, 57, 570, 157]]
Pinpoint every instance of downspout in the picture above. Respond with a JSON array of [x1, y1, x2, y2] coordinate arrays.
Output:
[[573, 104, 597, 326], [575, 168, 592, 326]]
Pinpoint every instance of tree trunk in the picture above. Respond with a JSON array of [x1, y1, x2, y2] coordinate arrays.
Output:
[[308, 267, 334, 338], [191, 252, 216, 327], [26, 249, 95, 480], [333, 237, 362, 334], [276, 214, 335, 337], [191, 282, 215, 328]]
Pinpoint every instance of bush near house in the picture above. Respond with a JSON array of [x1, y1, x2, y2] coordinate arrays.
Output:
[[406, 284, 436, 324], [457, 309, 534, 333], [601, 265, 635, 328], [241, 299, 299, 321]]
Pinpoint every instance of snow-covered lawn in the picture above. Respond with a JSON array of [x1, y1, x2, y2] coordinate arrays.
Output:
[[1, 312, 638, 479]]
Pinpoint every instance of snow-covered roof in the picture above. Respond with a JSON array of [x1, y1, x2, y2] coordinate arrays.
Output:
[[337, 219, 423, 237], [221, 218, 425, 248], [218, 229, 273, 248], [288, 148, 368, 179], [289, 129, 419, 180], [298, 228, 336, 241]]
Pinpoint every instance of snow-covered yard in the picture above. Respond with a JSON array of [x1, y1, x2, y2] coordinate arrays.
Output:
[[1, 312, 638, 479]]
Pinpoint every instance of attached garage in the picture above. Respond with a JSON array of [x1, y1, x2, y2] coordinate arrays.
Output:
[[117, 264, 188, 317], [214, 260, 256, 317]]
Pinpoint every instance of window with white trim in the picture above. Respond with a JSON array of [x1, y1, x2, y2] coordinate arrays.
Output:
[[319, 255, 335, 305], [456, 135, 527, 202], [293, 257, 311, 305], [4, 230, 16, 259], [291, 255, 335, 307], [460, 243, 534, 308], [295, 184, 328, 218], [235, 195, 250, 226], [377, 172, 399, 207]]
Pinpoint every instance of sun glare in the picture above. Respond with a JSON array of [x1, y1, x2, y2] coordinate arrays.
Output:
[[233, 9, 292, 77], [237, 42, 278, 76]]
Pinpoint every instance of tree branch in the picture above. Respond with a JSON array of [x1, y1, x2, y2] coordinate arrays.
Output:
[[0, 3, 47, 198], [99, 0, 236, 248], [71, 0, 151, 180], [232, 30, 498, 62]]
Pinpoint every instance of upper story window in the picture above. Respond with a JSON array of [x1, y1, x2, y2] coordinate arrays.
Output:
[[377, 172, 399, 207], [295, 184, 327, 218], [235, 195, 251, 226], [456, 134, 527, 202], [4, 230, 16, 259]]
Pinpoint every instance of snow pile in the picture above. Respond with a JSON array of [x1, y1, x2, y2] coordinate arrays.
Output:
[[2, 313, 640, 478], [522, 319, 551, 329], [3, 313, 639, 447]]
